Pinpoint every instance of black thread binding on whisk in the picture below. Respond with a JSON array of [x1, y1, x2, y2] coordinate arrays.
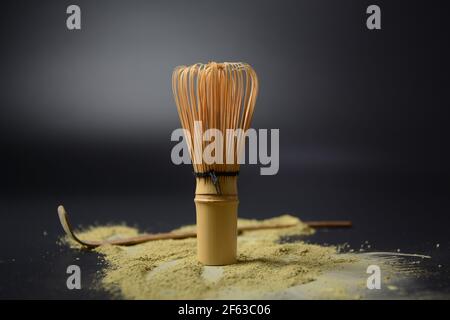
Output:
[[194, 171, 239, 195]]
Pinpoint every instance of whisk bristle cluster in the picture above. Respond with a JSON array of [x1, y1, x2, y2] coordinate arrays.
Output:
[[172, 62, 258, 173]]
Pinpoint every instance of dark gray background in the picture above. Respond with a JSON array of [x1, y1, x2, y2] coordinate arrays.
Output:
[[0, 0, 449, 298]]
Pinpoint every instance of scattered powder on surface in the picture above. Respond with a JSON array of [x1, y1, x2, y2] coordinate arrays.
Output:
[[66, 215, 361, 299]]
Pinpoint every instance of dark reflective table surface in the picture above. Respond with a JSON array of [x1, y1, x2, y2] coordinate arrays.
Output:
[[1, 171, 448, 299]]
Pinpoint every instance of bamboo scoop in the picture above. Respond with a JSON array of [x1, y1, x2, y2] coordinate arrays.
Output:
[[57, 205, 351, 249]]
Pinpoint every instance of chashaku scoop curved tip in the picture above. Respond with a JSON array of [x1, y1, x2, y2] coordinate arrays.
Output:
[[57, 205, 66, 219], [57, 205, 100, 248], [57, 205, 71, 236]]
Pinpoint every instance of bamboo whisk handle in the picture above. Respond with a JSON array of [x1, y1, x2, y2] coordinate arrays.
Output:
[[195, 176, 238, 265]]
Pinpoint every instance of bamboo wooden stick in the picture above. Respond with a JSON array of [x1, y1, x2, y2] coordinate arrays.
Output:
[[58, 205, 352, 249]]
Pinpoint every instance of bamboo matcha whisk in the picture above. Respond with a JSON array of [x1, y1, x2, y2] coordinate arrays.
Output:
[[172, 62, 258, 265]]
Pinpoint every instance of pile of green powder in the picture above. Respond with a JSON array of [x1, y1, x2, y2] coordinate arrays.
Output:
[[67, 215, 356, 299]]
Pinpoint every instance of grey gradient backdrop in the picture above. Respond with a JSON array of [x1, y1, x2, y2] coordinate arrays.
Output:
[[0, 0, 450, 298], [2, 0, 449, 193]]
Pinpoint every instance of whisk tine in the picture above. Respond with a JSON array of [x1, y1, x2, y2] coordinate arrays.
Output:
[[172, 62, 258, 174]]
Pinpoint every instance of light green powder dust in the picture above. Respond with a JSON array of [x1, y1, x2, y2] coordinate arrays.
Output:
[[67, 215, 358, 299]]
